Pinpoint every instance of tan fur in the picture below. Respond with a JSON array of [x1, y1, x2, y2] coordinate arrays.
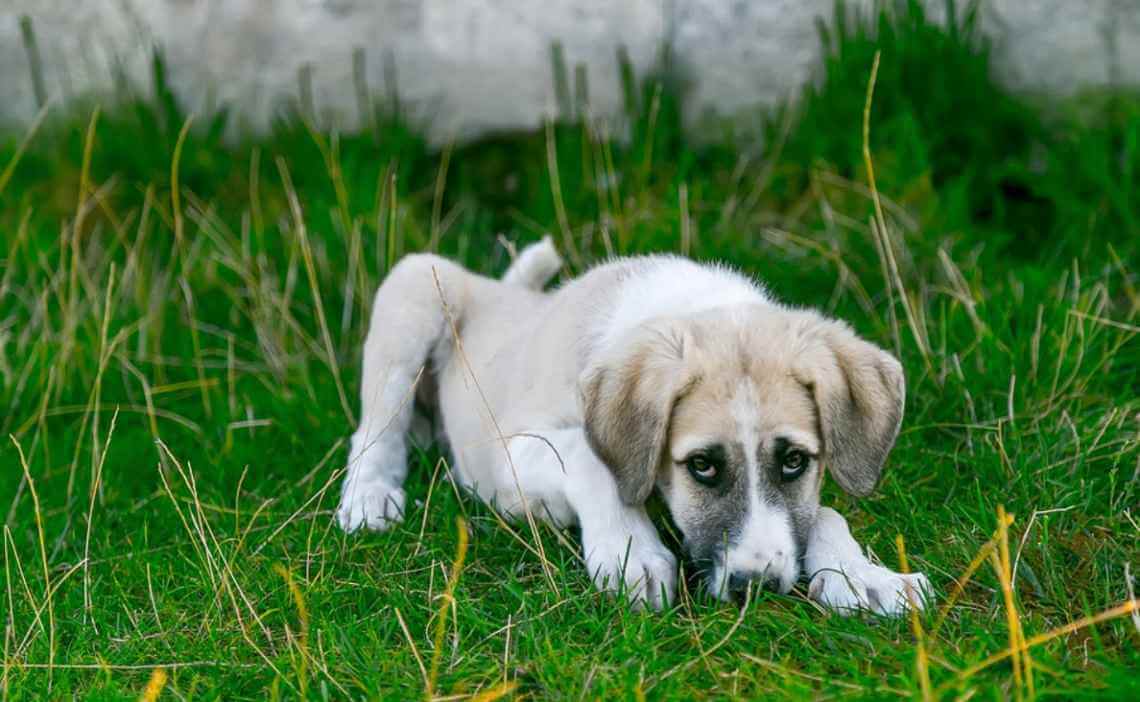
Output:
[[338, 251, 927, 612], [581, 321, 697, 505], [792, 321, 905, 496], [585, 306, 902, 507], [666, 318, 823, 457]]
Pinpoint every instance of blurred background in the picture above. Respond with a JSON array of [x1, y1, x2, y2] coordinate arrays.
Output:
[[4, 0, 1140, 142]]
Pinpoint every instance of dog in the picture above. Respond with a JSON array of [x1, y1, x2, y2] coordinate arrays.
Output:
[[336, 238, 930, 614]]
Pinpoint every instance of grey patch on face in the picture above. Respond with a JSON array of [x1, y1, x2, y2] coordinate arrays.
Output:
[[668, 436, 821, 599], [672, 433, 821, 569], [785, 497, 817, 558], [673, 441, 750, 565], [762, 438, 820, 557]]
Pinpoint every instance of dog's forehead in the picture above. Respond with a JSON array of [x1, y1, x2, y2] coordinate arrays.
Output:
[[669, 361, 819, 456]]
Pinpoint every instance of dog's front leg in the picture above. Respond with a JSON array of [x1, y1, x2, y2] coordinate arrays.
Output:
[[575, 493, 677, 611], [506, 429, 677, 610], [803, 507, 931, 616]]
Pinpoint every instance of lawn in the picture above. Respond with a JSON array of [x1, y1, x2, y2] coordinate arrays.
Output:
[[1, 2, 1138, 700]]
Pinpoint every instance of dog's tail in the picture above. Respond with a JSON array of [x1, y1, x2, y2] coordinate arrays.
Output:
[[502, 236, 563, 290]]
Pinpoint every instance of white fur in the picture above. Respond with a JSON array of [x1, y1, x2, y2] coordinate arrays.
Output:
[[456, 426, 677, 609], [336, 247, 927, 614], [501, 235, 563, 290], [594, 258, 765, 356], [805, 507, 931, 616]]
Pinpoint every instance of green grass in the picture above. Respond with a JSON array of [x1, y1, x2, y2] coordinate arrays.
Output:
[[2, 2, 1138, 699]]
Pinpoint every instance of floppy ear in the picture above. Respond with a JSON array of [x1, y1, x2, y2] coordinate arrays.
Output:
[[799, 323, 905, 497], [580, 323, 694, 505]]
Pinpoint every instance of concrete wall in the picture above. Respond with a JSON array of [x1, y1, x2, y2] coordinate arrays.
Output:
[[2, 1, 1138, 144]]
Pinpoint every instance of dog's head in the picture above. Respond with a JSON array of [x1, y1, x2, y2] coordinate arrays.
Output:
[[580, 304, 904, 599]]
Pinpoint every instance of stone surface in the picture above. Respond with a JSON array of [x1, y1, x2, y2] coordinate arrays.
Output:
[[2, 1, 1138, 143]]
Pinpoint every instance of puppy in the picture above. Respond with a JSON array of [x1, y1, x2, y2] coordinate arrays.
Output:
[[337, 239, 930, 614]]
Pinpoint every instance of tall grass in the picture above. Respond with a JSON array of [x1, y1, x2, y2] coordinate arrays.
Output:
[[1, 2, 1137, 699]]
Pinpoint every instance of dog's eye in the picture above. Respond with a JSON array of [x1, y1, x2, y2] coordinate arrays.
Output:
[[686, 456, 720, 486], [780, 449, 810, 482]]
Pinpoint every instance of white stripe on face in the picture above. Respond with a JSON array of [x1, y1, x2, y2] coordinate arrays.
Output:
[[714, 381, 799, 596]]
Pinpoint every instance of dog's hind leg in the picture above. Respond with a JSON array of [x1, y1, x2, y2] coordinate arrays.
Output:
[[501, 236, 562, 290], [337, 254, 473, 533]]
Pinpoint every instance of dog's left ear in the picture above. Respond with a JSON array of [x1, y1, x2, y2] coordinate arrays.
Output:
[[580, 322, 694, 505], [798, 322, 905, 497]]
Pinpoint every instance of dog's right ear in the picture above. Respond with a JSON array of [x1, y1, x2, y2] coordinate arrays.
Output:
[[580, 322, 695, 505]]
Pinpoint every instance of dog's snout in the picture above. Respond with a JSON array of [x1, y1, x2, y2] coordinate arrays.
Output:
[[728, 570, 780, 593]]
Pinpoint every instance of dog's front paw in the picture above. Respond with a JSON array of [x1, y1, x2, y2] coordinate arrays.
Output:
[[585, 534, 677, 610], [808, 563, 931, 617], [336, 477, 406, 533]]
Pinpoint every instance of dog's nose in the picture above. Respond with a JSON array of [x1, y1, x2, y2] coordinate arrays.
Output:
[[728, 570, 780, 593]]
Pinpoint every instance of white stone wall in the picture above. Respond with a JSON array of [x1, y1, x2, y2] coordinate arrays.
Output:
[[2, 1, 1138, 143]]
